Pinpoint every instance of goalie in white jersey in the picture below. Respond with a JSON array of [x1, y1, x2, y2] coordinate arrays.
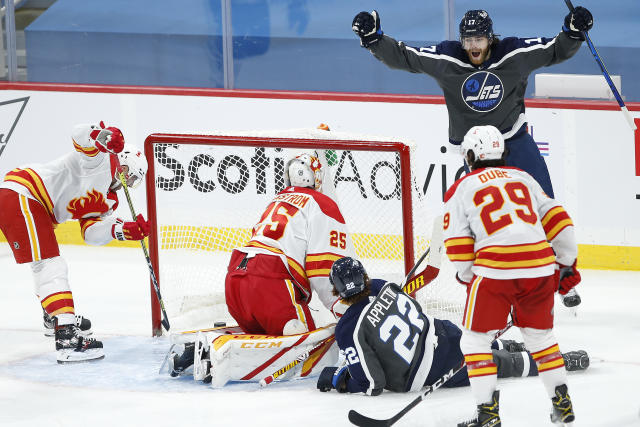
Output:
[[225, 151, 353, 336], [444, 125, 581, 427], [0, 122, 150, 363]]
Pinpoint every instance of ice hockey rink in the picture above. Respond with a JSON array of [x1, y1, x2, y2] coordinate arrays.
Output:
[[1, 244, 639, 427]]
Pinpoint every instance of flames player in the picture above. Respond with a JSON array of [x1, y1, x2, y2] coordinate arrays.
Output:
[[0, 122, 150, 363], [225, 151, 353, 336], [317, 257, 588, 411], [443, 125, 581, 426], [351, 6, 593, 199]]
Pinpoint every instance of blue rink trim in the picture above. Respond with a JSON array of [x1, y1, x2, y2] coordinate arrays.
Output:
[[0, 336, 316, 393]]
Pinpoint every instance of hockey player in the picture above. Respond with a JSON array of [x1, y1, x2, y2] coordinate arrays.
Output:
[[443, 125, 581, 426], [225, 151, 352, 336], [317, 257, 587, 400], [352, 6, 594, 198], [0, 122, 150, 363]]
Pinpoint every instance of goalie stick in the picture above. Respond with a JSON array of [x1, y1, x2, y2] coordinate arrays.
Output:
[[563, 0, 636, 131], [117, 168, 171, 332], [347, 322, 514, 427]]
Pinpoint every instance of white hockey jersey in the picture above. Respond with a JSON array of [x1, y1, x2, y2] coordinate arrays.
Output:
[[1, 124, 121, 245], [443, 167, 577, 282], [238, 186, 355, 313]]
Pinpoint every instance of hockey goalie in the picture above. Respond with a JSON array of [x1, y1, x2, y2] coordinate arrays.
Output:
[[162, 149, 355, 386]]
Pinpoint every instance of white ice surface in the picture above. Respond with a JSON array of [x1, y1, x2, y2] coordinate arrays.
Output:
[[1, 244, 640, 427]]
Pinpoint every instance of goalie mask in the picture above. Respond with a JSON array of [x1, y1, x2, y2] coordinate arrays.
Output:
[[330, 257, 367, 299], [461, 125, 505, 161], [284, 153, 323, 191], [116, 144, 148, 188]]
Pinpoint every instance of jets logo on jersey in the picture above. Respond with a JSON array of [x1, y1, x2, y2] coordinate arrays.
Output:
[[461, 71, 503, 112]]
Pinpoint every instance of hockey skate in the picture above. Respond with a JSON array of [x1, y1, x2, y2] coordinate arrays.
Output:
[[168, 343, 195, 377], [55, 320, 104, 363], [563, 350, 589, 371], [458, 390, 501, 427], [550, 384, 575, 425], [44, 309, 92, 337]]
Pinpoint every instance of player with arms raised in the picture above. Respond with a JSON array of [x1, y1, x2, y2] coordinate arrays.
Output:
[[0, 122, 150, 363], [225, 152, 353, 336], [444, 125, 581, 426]]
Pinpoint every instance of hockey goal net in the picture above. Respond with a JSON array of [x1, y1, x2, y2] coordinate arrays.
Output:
[[145, 129, 464, 335]]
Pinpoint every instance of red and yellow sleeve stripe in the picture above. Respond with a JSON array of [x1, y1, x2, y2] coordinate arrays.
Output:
[[305, 252, 344, 278], [464, 353, 497, 378], [541, 206, 573, 241], [531, 344, 565, 373], [4, 168, 55, 220], [474, 241, 555, 270], [79, 217, 102, 240], [73, 140, 100, 157], [445, 236, 475, 262]]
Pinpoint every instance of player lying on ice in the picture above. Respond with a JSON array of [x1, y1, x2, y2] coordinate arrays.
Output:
[[316, 257, 588, 413], [0, 122, 149, 363], [164, 150, 353, 385]]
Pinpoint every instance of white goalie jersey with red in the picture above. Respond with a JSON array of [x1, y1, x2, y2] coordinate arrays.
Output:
[[238, 185, 356, 316]]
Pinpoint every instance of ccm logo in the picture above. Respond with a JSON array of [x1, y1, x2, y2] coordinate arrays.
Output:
[[240, 341, 283, 349]]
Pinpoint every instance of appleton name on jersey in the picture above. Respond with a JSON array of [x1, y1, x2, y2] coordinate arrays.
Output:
[[0, 124, 120, 245], [367, 32, 581, 143], [335, 279, 438, 395], [443, 166, 577, 283], [239, 186, 354, 312]]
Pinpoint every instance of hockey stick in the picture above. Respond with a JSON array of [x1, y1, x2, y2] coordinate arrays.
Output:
[[117, 168, 171, 332], [259, 335, 335, 387], [347, 323, 514, 427], [402, 215, 444, 297], [564, 0, 636, 131]]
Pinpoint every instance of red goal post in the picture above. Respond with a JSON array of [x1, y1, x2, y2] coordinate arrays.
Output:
[[145, 131, 453, 335]]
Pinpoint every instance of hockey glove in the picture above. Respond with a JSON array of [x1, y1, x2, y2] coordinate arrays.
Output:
[[112, 214, 150, 241], [317, 366, 349, 393], [563, 6, 593, 40], [558, 260, 581, 295], [90, 121, 125, 154], [352, 10, 382, 48]]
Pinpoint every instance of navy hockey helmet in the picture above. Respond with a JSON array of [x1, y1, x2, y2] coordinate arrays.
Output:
[[329, 257, 367, 299], [459, 10, 494, 40]]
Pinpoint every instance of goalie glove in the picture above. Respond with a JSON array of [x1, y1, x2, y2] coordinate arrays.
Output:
[[112, 214, 150, 241], [352, 10, 383, 48], [558, 260, 581, 295], [563, 6, 593, 40], [90, 121, 125, 154]]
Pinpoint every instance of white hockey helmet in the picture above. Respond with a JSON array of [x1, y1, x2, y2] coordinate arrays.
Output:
[[461, 125, 505, 161], [116, 144, 148, 188], [284, 152, 324, 191]]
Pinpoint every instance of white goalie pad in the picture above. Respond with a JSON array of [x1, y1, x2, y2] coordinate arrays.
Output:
[[168, 324, 337, 388]]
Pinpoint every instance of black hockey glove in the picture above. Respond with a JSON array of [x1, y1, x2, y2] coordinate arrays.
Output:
[[317, 366, 349, 393], [563, 6, 593, 40], [352, 10, 383, 48]]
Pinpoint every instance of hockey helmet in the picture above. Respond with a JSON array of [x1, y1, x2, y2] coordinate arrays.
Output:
[[284, 152, 324, 190], [459, 10, 495, 40], [116, 144, 148, 188], [461, 125, 505, 161], [329, 257, 367, 299]]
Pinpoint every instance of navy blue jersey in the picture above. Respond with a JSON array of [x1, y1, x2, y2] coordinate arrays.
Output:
[[335, 279, 439, 395], [368, 33, 581, 144]]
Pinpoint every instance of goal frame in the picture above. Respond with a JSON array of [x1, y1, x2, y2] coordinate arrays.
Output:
[[145, 133, 416, 336]]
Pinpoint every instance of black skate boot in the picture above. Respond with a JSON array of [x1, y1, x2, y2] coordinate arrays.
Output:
[[550, 384, 575, 425], [54, 319, 104, 363], [44, 308, 92, 337], [563, 350, 589, 372], [169, 343, 196, 377], [498, 339, 526, 353], [458, 390, 501, 427]]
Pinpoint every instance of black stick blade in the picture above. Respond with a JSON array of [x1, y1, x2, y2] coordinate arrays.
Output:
[[348, 409, 392, 427]]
